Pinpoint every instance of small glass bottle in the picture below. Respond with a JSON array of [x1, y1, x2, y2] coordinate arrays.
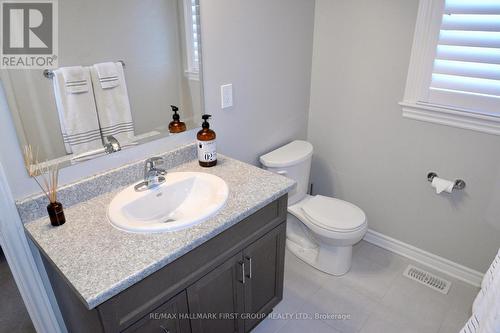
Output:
[[168, 105, 186, 133], [197, 115, 217, 167], [47, 201, 66, 226]]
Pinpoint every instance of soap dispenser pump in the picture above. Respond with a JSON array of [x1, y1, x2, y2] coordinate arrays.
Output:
[[168, 105, 186, 133], [197, 114, 217, 167]]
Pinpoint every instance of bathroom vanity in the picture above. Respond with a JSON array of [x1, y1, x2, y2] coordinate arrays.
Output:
[[20, 145, 295, 333], [43, 196, 286, 333]]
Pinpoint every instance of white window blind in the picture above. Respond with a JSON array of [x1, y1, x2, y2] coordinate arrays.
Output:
[[426, 0, 500, 115], [190, 0, 200, 71], [184, 0, 200, 75]]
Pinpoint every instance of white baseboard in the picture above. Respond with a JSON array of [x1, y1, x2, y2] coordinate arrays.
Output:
[[363, 229, 483, 287]]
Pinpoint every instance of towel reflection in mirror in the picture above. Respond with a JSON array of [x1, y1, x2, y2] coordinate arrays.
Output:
[[52, 62, 134, 156]]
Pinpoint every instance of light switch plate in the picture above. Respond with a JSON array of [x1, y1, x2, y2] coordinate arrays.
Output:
[[220, 84, 233, 109]]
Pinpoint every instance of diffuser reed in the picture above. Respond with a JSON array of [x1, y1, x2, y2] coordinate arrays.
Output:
[[23, 145, 65, 226]]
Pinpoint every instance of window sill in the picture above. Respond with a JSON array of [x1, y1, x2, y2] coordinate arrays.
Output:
[[400, 101, 500, 136]]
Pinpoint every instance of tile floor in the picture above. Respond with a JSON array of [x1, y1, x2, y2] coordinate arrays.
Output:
[[0, 248, 35, 333], [252, 241, 479, 333]]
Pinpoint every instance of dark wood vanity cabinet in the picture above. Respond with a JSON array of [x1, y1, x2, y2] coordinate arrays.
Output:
[[242, 226, 285, 331], [123, 291, 190, 333], [188, 252, 246, 333], [39, 195, 287, 333], [188, 224, 285, 333]]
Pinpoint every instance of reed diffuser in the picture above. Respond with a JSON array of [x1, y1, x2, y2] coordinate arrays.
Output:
[[23, 145, 65, 226]]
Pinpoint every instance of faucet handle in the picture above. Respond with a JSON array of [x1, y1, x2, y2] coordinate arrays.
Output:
[[145, 156, 164, 168], [144, 157, 166, 180], [138, 157, 167, 191]]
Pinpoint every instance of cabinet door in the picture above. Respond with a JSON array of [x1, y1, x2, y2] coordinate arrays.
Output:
[[243, 224, 286, 332], [187, 252, 245, 333], [123, 291, 190, 333]]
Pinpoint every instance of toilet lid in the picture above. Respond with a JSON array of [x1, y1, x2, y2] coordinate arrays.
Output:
[[259, 140, 313, 168], [301, 195, 366, 232]]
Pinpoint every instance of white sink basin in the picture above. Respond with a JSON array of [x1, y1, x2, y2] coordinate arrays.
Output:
[[108, 172, 229, 233]]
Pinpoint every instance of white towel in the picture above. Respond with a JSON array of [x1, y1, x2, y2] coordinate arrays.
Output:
[[53, 66, 103, 155], [462, 248, 500, 333], [482, 250, 500, 290], [481, 285, 500, 333], [90, 62, 135, 145], [94, 62, 120, 89], [61, 66, 90, 94], [474, 250, 500, 313]]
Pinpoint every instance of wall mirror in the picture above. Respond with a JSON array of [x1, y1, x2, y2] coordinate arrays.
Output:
[[1, 0, 203, 173]]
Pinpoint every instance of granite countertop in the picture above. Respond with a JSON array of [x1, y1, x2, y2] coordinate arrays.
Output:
[[24, 155, 295, 309]]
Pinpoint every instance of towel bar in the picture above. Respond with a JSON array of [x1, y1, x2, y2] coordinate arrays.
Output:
[[43, 60, 126, 79]]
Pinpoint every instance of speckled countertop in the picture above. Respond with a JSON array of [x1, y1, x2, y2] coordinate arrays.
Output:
[[24, 155, 295, 310]]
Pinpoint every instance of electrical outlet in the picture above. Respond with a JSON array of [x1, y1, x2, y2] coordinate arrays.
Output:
[[220, 84, 233, 109]]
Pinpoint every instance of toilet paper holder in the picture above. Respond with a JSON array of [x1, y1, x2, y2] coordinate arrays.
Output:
[[427, 172, 466, 190]]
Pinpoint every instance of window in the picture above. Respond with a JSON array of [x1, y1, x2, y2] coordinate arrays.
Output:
[[401, 0, 500, 135], [183, 0, 201, 80]]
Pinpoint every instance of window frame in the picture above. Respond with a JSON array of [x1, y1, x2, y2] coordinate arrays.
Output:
[[401, 0, 500, 135]]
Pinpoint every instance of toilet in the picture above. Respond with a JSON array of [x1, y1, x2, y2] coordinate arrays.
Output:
[[260, 140, 367, 275]]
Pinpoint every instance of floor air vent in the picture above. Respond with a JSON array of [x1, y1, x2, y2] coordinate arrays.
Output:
[[403, 265, 451, 294]]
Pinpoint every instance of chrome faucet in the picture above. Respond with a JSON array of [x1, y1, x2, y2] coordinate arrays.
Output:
[[135, 157, 167, 191], [104, 135, 121, 153]]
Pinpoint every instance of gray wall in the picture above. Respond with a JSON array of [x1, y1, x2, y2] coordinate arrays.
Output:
[[200, 0, 315, 165], [308, 0, 500, 272]]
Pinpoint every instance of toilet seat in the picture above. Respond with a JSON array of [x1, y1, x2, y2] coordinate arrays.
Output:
[[301, 195, 366, 233]]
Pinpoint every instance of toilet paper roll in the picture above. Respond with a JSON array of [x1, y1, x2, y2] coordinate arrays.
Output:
[[431, 177, 455, 194]]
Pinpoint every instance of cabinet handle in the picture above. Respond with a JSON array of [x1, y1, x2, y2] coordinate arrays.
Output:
[[238, 260, 245, 284], [159, 325, 170, 333], [245, 256, 252, 279]]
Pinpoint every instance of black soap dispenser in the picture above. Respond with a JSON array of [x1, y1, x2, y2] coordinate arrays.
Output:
[[197, 115, 217, 167], [168, 105, 186, 133]]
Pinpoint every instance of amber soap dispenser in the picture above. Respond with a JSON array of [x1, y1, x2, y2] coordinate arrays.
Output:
[[168, 105, 186, 133], [197, 114, 217, 167]]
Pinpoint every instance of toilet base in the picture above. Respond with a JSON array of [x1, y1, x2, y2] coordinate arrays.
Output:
[[287, 239, 352, 276]]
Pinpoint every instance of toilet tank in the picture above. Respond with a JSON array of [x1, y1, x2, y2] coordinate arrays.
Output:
[[260, 140, 313, 205]]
